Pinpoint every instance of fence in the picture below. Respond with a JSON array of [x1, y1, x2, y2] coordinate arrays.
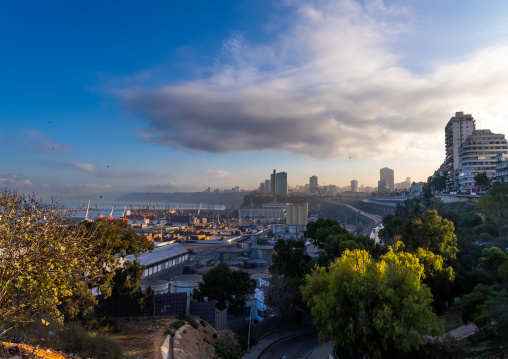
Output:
[[94, 293, 300, 336], [188, 301, 245, 332], [95, 292, 188, 318]]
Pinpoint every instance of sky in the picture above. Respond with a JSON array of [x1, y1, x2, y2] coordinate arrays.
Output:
[[2, 0, 508, 201]]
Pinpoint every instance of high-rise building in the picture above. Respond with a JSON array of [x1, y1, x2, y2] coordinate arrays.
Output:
[[445, 112, 476, 189], [351, 179, 358, 192], [264, 180, 271, 193], [277, 172, 288, 195], [271, 171, 288, 196], [309, 175, 318, 193], [458, 129, 508, 189], [380, 167, 394, 192]]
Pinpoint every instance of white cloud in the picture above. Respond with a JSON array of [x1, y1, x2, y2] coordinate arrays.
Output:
[[116, 0, 508, 160], [0, 174, 33, 188], [205, 169, 231, 179]]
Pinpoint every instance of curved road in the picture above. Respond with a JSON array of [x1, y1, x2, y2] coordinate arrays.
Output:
[[260, 331, 319, 359]]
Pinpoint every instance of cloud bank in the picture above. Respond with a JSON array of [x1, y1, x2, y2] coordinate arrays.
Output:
[[116, 0, 508, 159]]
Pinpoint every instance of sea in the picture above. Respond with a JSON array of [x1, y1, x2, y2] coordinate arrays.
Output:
[[61, 200, 226, 220]]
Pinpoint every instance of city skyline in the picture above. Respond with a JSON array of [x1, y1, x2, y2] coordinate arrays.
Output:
[[2, 1, 508, 200]]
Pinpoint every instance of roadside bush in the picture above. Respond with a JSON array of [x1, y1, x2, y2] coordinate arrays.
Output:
[[189, 317, 199, 329]]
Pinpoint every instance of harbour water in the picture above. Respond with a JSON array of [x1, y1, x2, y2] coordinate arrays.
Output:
[[61, 201, 226, 220]]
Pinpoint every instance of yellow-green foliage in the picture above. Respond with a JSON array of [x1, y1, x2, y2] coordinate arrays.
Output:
[[302, 248, 444, 359]]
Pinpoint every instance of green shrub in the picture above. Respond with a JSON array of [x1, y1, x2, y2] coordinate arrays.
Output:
[[171, 320, 185, 330], [177, 314, 190, 321], [200, 320, 206, 327], [215, 342, 237, 359], [189, 317, 199, 329], [86, 317, 122, 334], [213, 333, 218, 339], [60, 323, 124, 359]]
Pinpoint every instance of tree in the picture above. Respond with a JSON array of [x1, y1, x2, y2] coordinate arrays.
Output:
[[76, 218, 154, 298], [268, 239, 313, 316], [477, 182, 508, 234], [271, 239, 311, 278], [459, 283, 508, 332], [474, 172, 491, 189], [0, 189, 101, 325], [193, 263, 255, 316], [265, 275, 303, 316], [305, 218, 382, 265], [302, 248, 443, 359], [400, 210, 458, 262], [477, 247, 508, 278]]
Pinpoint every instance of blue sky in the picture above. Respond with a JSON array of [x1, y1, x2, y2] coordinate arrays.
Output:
[[2, 0, 508, 200]]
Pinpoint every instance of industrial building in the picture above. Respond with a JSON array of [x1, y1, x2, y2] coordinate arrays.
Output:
[[124, 242, 189, 278]]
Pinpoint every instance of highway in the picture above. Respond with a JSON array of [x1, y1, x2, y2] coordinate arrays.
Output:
[[259, 331, 319, 359]]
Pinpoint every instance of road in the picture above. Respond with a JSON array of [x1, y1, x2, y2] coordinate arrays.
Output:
[[260, 332, 319, 359]]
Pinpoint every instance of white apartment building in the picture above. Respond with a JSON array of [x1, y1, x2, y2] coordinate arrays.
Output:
[[496, 153, 508, 184], [458, 129, 508, 190], [445, 112, 476, 189]]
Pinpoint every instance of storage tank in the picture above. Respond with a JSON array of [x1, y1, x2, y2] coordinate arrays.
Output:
[[140, 279, 169, 294], [239, 241, 253, 250], [170, 274, 202, 296]]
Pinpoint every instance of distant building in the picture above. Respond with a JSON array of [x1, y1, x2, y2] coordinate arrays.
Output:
[[271, 171, 288, 195], [309, 175, 318, 193], [264, 180, 271, 193], [378, 180, 388, 192], [286, 203, 308, 226], [411, 182, 425, 196], [380, 167, 394, 192], [240, 203, 287, 220], [341, 191, 371, 199], [124, 242, 189, 278], [351, 179, 358, 192], [445, 111, 476, 189], [328, 185, 339, 196], [395, 177, 411, 191], [458, 129, 508, 189], [496, 153, 508, 184]]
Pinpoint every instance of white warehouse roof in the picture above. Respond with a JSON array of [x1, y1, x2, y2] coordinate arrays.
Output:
[[125, 242, 188, 267]]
